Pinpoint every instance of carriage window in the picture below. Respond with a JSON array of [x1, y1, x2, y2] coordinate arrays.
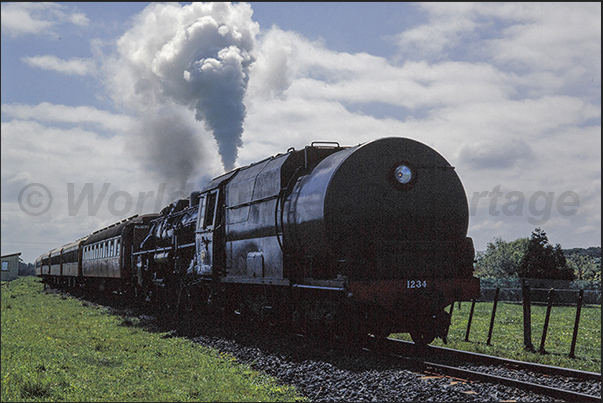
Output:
[[116, 240, 120, 256], [110, 241, 114, 257]]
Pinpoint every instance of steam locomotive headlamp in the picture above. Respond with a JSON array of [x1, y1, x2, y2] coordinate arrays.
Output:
[[394, 165, 413, 184]]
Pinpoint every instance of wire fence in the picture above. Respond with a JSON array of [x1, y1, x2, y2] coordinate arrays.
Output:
[[448, 285, 601, 361]]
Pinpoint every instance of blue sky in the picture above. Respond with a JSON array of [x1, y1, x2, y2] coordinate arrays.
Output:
[[1, 2, 601, 263]]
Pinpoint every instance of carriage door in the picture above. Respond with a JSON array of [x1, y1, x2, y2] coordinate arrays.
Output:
[[196, 190, 218, 275]]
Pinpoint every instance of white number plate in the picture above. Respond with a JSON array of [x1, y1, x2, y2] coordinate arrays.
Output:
[[406, 280, 427, 289]]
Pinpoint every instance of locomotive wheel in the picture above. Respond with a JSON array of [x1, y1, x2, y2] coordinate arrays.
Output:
[[410, 329, 436, 346], [410, 309, 450, 347]]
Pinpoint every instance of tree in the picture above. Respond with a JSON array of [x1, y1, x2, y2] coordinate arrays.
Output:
[[475, 236, 528, 278], [18, 261, 35, 276], [518, 228, 575, 280], [567, 253, 601, 281]]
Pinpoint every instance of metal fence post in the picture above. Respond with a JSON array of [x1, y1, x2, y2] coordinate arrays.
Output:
[[486, 288, 499, 346], [465, 299, 476, 342], [523, 284, 534, 352], [538, 288, 554, 354], [569, 289, 584, 359]]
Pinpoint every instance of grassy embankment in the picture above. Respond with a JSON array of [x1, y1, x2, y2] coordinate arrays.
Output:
[[392, 299, 601, 373], [1, 277, 306, 402]]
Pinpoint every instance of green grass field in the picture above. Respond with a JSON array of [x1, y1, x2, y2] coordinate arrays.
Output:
[[1, 277, 305, 402], [392, 300, 601, 373]]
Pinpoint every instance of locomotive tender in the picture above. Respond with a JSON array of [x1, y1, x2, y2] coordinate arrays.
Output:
[[36, 137, 479, 345]]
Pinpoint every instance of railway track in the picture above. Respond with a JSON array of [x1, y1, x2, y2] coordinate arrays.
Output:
[[374, 338, 601, 402]]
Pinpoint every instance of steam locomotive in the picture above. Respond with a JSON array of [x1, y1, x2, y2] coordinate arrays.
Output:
[[36, 137, 479, 345]]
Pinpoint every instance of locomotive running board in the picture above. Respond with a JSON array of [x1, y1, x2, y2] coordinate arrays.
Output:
[[220, 276, 290, 286]]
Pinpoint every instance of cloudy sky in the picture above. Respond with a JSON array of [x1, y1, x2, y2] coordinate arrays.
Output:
[[1, 2, 600, 263]]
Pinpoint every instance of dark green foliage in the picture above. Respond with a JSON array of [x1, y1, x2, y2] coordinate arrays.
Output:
[[519, 228, 575, 280], [567, 253, 601, 281], [476, 232, 600, 281], [475, 237, 528, 278], [563, 247, 601, 259], [18, 262, 35, 276]]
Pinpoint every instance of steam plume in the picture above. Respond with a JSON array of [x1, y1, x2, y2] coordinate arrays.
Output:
[[107, 2, 258, 172], [132, 106, 204, 188]]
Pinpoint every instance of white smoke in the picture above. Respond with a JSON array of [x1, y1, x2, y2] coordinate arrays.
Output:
[[105, 2, 259, 173], [130, 105, 205, 188]]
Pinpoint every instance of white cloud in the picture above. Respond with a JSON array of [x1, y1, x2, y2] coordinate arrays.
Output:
[[22, 55, 95, 76], [1, 3, 55, 36], [486, 3, 601, 71], [68, 12, 89, 27], [395, 3, 480, 59], [1, 103, 133, 133], [395, 3, 601, 93], [1, 3, 89, 37]]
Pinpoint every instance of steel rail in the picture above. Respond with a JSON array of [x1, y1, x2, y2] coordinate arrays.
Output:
[[376, 338, 601, 402], [385, 338, 601, 381], [416, 360, 601, 402]]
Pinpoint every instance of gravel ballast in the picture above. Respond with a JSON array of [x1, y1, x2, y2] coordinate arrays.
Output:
[[149, 313, 598, 402]]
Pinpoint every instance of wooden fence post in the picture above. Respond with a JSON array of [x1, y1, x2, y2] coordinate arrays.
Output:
[[569, 289, 584, 359], [486, 288, 499, 346], [522, 284, 534, 352], [465, 299, 476, 342], [538, 288, 554, 354]]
